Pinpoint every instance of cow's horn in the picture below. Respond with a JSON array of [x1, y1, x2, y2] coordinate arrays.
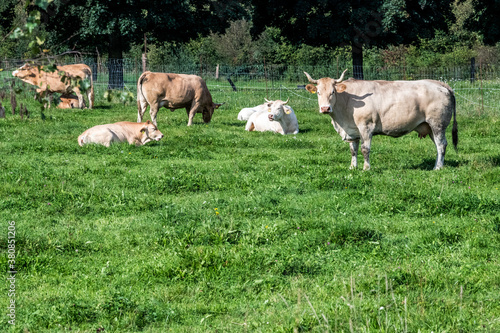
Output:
[[283, 98, 289, 104], [335, 69, 348, 83], [264, 98, 271, 103], [304, 72, 318, 84]]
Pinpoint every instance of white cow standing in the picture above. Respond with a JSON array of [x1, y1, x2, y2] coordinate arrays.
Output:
[[304, 69, 458, 170], [244, 99, 299, 135]]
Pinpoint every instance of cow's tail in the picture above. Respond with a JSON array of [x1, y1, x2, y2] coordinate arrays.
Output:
[[451, 90, 458, 151], [137, 71, 150, 122]]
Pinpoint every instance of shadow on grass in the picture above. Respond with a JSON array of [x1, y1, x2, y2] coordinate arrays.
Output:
[[92, 105, 112, 110], [486, 155, 500, 166], [225, 121, 312, 134], [411, 158, 462, 170]]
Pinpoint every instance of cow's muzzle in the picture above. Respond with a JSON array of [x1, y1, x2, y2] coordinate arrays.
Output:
[[268, 114, 274, 121], [320, 106, 331, 113]]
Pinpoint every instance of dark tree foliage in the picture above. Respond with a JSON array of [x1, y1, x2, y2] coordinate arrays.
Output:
[[0, 0, 26, 58], [469, 0, 500, 45], [251, 0, 454, 79], [41, 0, 249, 88], [251, 0, 388, 79], [9, 0, 496, 81], [381, 0, 453, 45], [0, 0, 16, 32]]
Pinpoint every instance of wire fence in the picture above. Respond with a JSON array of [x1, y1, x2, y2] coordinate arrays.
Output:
[[1, 58, 500, 116]]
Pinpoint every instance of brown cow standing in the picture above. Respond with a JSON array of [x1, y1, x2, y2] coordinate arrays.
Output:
[[78, 121, 164, 147], [12, 63, 94, 109], [137, 71, 222, 126]]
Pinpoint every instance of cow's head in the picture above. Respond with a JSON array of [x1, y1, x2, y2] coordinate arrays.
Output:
[[141, 120, 164, 144], [202, 102, 224, 123], [265, 98, 291, 122], [12, 64, 37, 80], [304, 69, 347, 114]]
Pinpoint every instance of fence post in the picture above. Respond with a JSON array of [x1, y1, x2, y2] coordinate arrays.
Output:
[[91, 56, 98, 82], [480, 59, 483, 115], [10, 84, 16, 115], [0, 101, 5, 118], [142, 33, 147, 73], [142, 54, 147, 73], [227, 74, 237, 92], [470, 57, 475, 83], [215, 64, 219, 80], [264, 56, 268, 99]]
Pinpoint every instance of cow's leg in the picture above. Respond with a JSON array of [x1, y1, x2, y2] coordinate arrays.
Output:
[[349, 141, 359, 169], [187, 101, 200, 126], [74, 90, 85, 109], [245, 121, 255, 132], [137, 99, 148, 123], [148, 103, 160, 126], [358, 128, 373, 171], [361, 139, 372, 171], [429, 129, 447, 170], [87, 87, 94, 109]]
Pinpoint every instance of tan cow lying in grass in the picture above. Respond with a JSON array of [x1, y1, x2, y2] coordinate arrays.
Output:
[[57, 94, 81, 109], [78, 121, 164, 147], [245, 99, 299, 135], [12, 63, 94, 109]]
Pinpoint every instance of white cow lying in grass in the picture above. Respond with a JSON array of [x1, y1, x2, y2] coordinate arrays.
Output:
[[245, 99, 299, 135]]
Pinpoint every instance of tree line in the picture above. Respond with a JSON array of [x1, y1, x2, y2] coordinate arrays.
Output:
[[1, 0, 499, 87]]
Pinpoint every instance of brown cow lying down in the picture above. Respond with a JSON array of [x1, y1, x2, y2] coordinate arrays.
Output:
[[58, 94, 82, 109], [78, 121, 164, 147], [12, 63, 94, 109], [137, 71, 223, 126]]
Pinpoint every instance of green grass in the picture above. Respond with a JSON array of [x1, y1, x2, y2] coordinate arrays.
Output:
[[0, 83, 499, 332]]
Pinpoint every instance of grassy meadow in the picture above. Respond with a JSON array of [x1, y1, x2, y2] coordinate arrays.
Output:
[[0, 82, 499, 332]]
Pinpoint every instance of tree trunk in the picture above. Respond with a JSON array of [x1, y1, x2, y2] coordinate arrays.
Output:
[[108, 30, 124, 89], [352, 41, 364, 80]]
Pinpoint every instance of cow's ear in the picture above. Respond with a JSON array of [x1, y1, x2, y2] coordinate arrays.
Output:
[[305, 84, 317, 94], [214, 103, 223, 109], [284, 106, 292, 115], [146, 120, 152, 124], [336, 84, 346, 93]]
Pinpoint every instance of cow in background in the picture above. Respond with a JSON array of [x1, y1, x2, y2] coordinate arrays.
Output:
[[237, 103, 268, 121], [12, 63, 94, 109], [304, 69, 457, 170], [137, 71, 223, 126], [245, 99, 299, 135], [57, 94, 81, 109]]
